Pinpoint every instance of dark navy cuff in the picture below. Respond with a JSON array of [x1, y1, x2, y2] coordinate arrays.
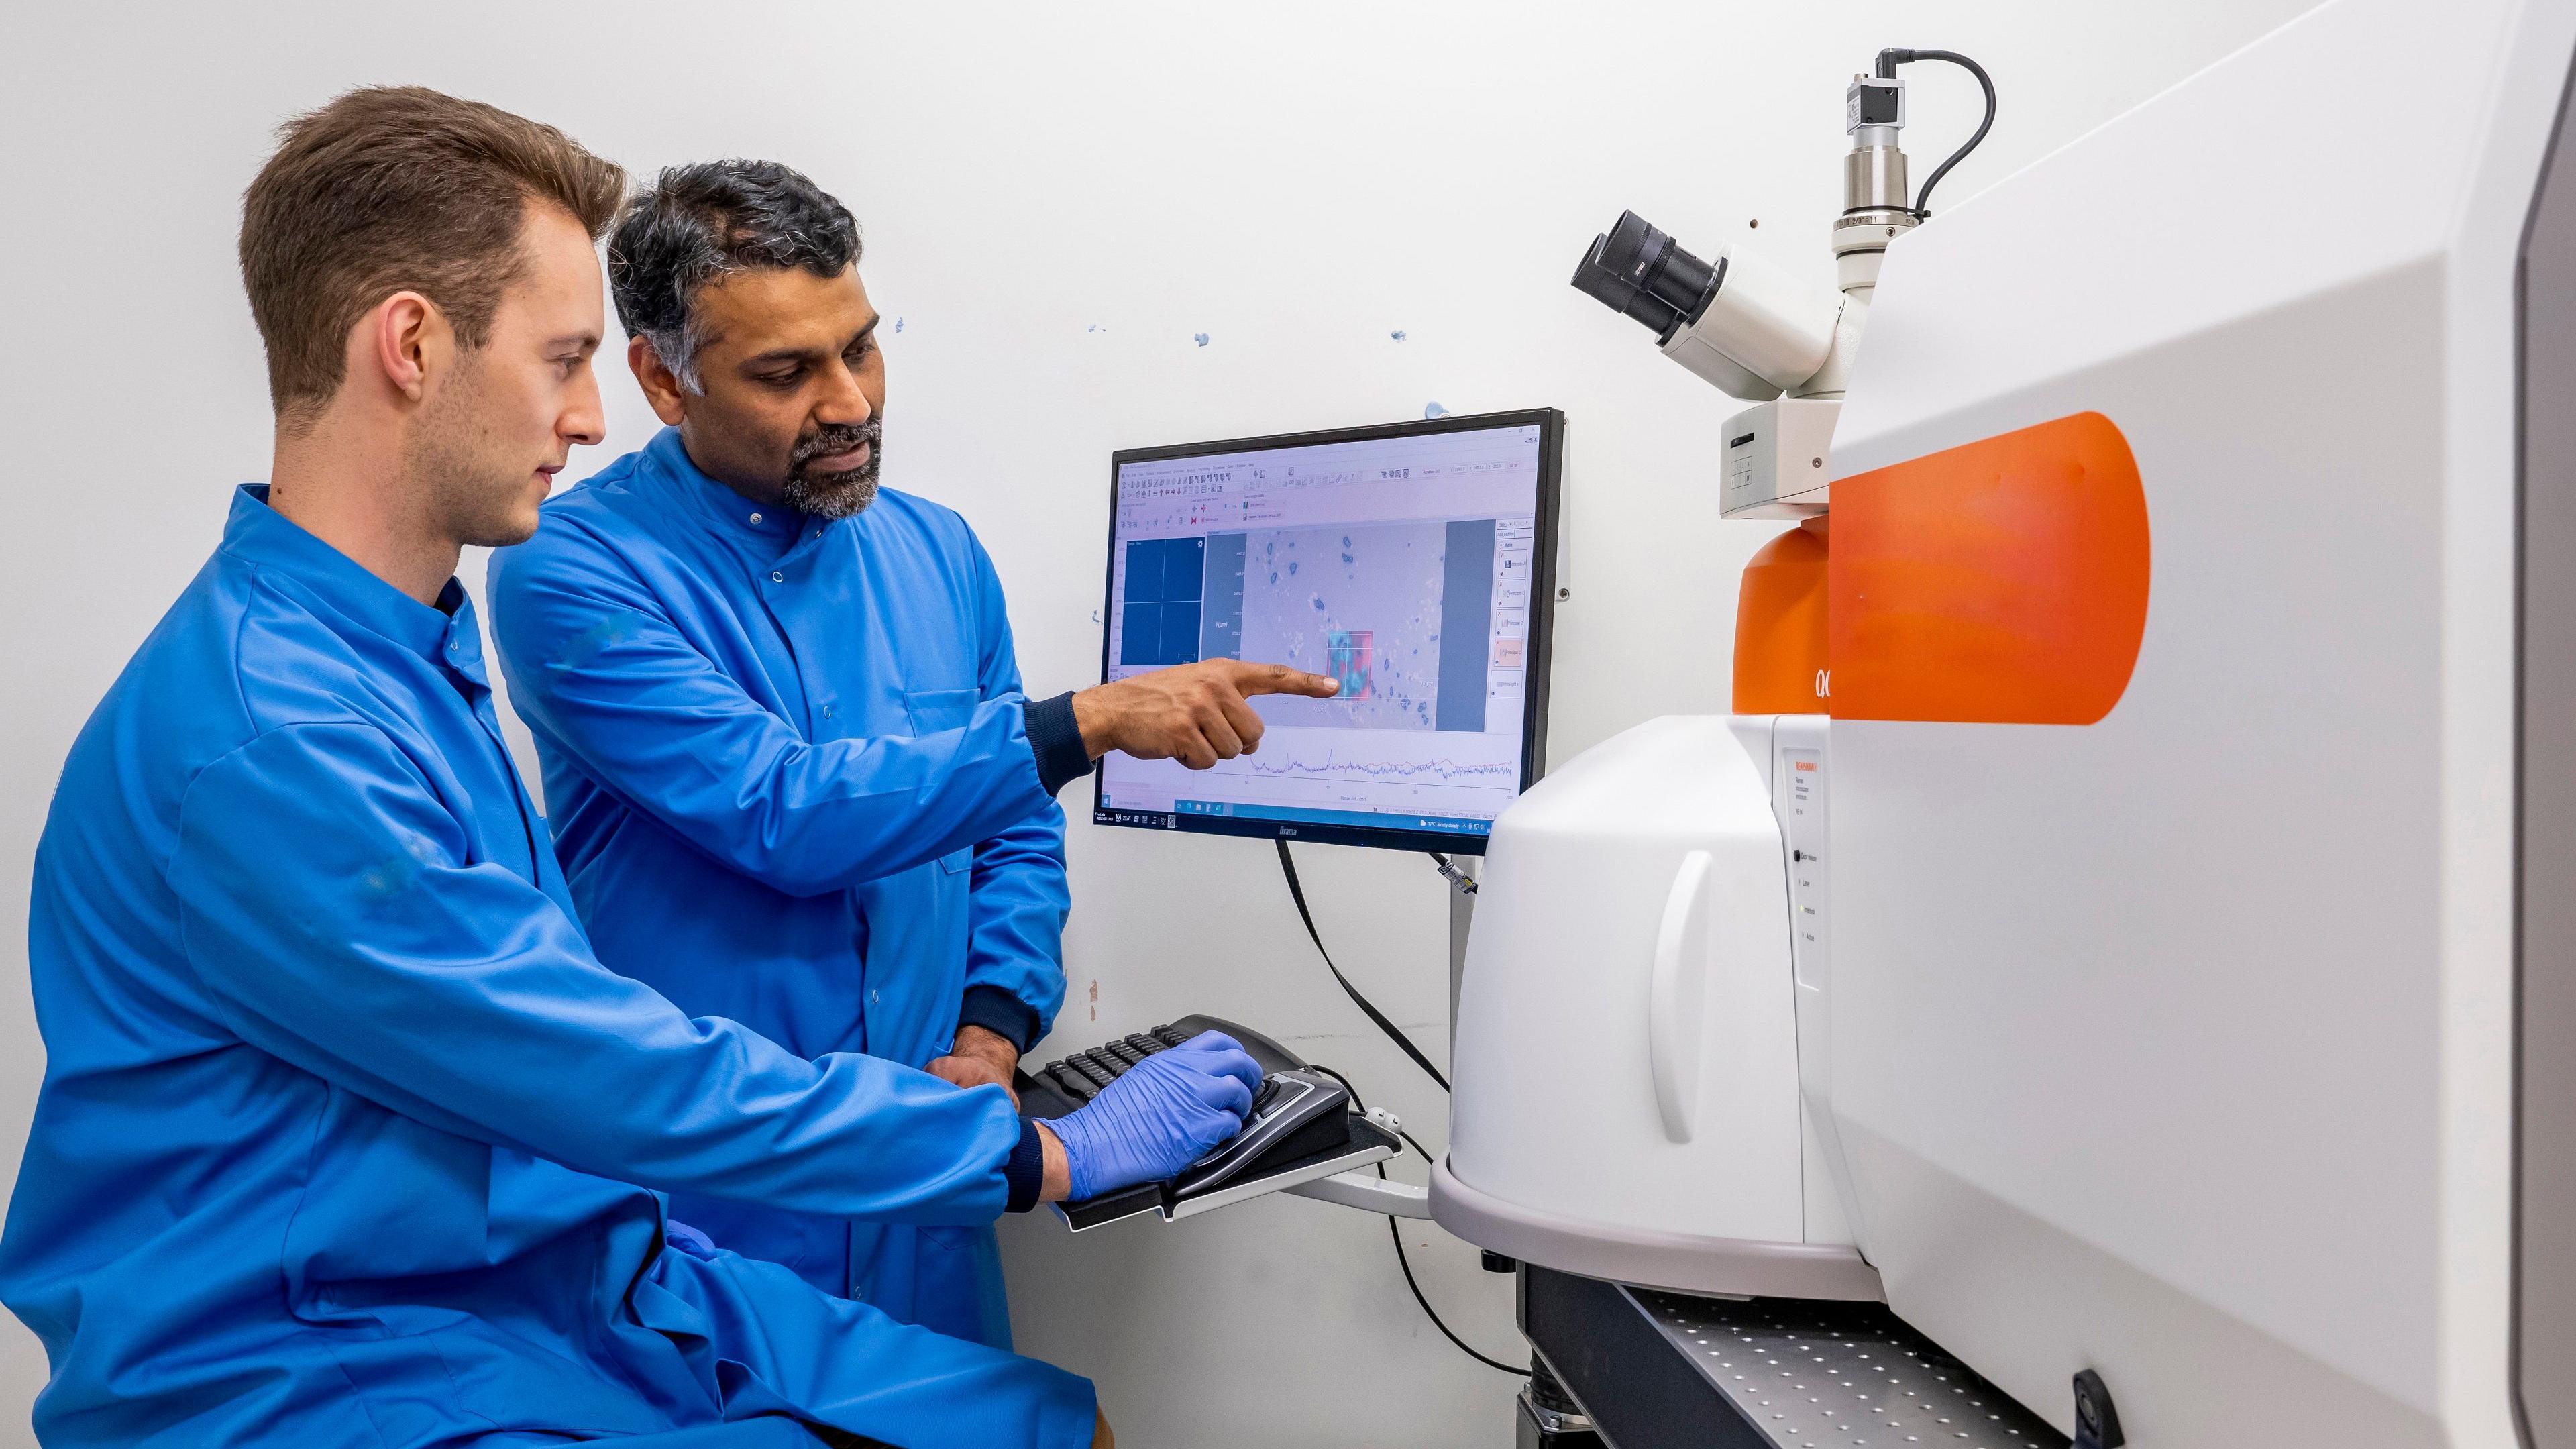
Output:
[[1004, 1118, 1047, 1214], [1022, 692, 1093, 797], [957, 985, 1040, 1055]]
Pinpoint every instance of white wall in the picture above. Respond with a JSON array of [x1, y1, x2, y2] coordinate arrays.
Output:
[[0, 3, 2314, 1444]]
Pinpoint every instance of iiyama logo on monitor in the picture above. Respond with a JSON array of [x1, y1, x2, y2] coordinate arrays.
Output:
[[1093, 408, 1562, 856]]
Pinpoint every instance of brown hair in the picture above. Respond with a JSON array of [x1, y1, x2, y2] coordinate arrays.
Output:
[[239, 85, 626, 427]]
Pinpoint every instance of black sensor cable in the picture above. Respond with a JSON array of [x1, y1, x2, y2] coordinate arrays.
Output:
[[1309, 1063, 1528, 1377], [1275, 839, 1450, 1092], [1874, 48, 1996, 219], [1383, 1191, 1525, 1377], [1428, 851, 1478, 894], [1280, 843, 1527, 1372]]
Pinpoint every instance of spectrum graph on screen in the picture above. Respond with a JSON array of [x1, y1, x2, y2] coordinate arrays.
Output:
[[1095, 410, 1560, 853]]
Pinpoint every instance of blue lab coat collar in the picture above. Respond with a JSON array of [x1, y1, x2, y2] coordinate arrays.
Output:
[[219, 482, 484, 678], [637, 427, 822, 552]]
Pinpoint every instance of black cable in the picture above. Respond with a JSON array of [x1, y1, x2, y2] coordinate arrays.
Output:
[[1275, 829, 1523, 1375], [1389, 1213, 1529, 1376], [1874, 48, 1996, 220], [1307, 1063, 1438, 1167], [1307, 1062, 1366, 1113], [1310, 1059, 1527, 1375], [1275, 839, 1450, 1091], [1428, 852, 1478, 894]]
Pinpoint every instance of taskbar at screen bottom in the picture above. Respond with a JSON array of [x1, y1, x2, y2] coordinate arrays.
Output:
[[1093, 800, 1495, 853]]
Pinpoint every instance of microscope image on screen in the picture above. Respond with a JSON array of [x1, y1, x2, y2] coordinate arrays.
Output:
[[1238, 521, 1456, 731], [1095, 410, 1559, 853]]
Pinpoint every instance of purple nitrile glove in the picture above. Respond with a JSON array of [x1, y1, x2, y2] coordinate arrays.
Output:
[[1049, 1031, 1263, 1200]]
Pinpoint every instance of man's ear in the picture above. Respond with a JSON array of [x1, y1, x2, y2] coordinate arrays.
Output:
[[628, 335, 690, 427], [362, 291, 445, 406]]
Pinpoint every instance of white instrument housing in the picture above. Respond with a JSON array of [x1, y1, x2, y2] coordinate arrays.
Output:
[[1441, 0, 2576, 1442], [1433, 714, 1876, 1300]]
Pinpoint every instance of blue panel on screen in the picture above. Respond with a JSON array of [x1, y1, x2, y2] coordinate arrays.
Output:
[[1159, 538, 1205, 602], [1124, 540, 1163, 604], [1121, 602, 1163, 666], [1161, 602, 1201, 663]]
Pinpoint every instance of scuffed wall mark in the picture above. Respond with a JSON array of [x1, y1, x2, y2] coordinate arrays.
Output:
[[1390, 329, 1407, 342], [1193, 332, 1210, 347], [1423, 401, 1450, 419], [1089, 978, 1099, 1023], [893, 317, 905, 333]]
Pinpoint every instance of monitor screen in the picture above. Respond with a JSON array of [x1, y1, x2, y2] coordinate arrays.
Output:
[[1093, 409, 1561, 853]]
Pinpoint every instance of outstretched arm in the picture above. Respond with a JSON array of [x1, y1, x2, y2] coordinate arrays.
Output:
[[170, 721, 1028, 1223]]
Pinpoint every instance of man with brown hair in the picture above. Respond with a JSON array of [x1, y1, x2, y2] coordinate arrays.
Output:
[[0, 85, 1246, 1448]]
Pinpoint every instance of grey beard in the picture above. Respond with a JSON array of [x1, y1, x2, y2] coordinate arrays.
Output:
[[782, 456, 878, 519]]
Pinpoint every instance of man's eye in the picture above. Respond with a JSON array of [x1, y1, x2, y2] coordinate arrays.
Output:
[[847, 339, 876, 362], [757, 370, 802, 388]]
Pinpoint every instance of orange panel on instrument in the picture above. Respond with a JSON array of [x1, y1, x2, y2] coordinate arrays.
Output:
[[1733, 517, 1831, 714], [1829, 411, 2149, 724]]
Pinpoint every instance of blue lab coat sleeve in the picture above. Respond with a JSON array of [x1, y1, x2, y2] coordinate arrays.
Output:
[[955, 536, 1072, 1053], [1020, 691, 1096, 798], [164, 720, 1024, 1225], [490, 535, 1057, 898]]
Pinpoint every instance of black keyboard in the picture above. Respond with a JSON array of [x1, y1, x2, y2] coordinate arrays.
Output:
[[1016, 1014, 1360, 1214], [1032, 1022, 1288, 1119]]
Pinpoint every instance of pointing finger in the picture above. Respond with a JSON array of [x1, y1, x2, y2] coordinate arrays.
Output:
[[1234, 662, 1341, 698]]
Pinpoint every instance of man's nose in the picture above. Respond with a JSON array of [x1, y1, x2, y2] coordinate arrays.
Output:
[[562, 364, 607, 448], [814, 357, 873, 428]]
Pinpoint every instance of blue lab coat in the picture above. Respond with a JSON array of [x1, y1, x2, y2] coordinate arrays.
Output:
[[0, 486, 1093, 1449], [487, 429, 1070, 1345]]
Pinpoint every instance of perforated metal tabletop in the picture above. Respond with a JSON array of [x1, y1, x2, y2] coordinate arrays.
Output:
[[1519, 1267, 2071, 1449], [1629, 1289, 2067, 1449]]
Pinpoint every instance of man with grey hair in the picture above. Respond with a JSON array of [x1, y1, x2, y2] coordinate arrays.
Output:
[[488, 161, 1336, 1348]]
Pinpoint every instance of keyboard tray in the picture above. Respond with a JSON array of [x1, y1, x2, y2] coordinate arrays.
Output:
[[1051, 1112, 1400, 1232], [1014, 1015, 1399, 1231]]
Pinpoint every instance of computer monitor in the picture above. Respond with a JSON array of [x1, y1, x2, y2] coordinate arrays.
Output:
[[1093, 408, 1562, 854]]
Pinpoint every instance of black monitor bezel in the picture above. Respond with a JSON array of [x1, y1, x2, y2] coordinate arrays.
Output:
[[1092, 407, 1563, 856]]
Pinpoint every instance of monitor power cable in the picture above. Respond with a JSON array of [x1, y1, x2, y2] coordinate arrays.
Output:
[[1308, 1063, 1529, 1378]]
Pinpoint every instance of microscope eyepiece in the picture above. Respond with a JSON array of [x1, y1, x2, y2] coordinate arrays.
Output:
[[1571, 208, 1837, 399], [1571, 211, 1722, 341]]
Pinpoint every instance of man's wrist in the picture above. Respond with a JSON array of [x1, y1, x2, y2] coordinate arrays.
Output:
[[952, 1022, 1020, 1071], [1034, 1119, 1073, 1203], [1022, 692, 1099, 792], [1069, 688, 1112, 761]]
